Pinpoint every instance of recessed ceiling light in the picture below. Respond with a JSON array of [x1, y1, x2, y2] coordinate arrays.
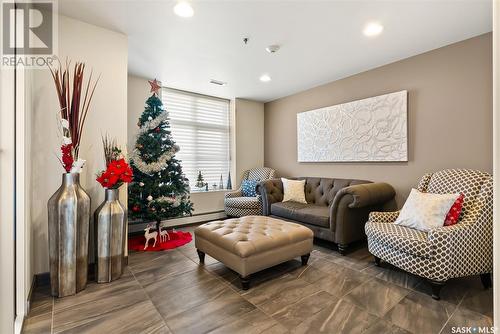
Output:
[[259, 74, 271, 82], [363, 22, 383, 37], [174, 1, 194, 18], [265, 45, 280, 53]]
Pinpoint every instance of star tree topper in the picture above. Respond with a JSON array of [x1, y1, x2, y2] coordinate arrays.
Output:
[[149, 79, 161, 95]]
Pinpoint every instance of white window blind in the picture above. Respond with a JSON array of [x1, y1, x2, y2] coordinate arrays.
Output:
[[162, 87, 231, 191]]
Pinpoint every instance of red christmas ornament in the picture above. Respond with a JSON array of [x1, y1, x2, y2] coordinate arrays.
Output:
[[132, 205, 140, 212], [155, 127, 160, 133]]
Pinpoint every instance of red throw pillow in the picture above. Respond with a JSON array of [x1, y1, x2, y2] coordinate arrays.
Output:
[[444, 193, 464, 226]]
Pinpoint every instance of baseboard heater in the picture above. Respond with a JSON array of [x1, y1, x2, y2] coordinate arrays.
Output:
[[128, 210, 227, 234]]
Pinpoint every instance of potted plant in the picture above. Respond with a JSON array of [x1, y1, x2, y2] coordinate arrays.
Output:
[[47, 61, 98, 297], [94, 136, 133, 283]]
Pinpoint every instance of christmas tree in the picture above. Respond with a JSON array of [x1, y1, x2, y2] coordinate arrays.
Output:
[[128, 79, 193, 229], [195, 171, 205, 188]]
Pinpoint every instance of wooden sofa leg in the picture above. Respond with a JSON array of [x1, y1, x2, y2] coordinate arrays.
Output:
[[338, 243, 348, 256], [429, 279, 446, 300], [374, 256, 381, 267], [240, 275, 250, 290], [480, 273, 492, 289], [301, 254, 310, 266], [197, 249, 205, 264]]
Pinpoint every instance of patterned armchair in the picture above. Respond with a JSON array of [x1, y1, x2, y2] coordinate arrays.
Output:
[[224, 167, 276, 217], [365, 169, 493, 300]]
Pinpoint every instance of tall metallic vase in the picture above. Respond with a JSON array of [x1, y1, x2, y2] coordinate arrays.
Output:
[[48, 173, 91, 297], [94, 188, 126, 283]]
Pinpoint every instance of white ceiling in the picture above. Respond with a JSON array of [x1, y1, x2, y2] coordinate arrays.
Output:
[[58, 0, 492, 102]]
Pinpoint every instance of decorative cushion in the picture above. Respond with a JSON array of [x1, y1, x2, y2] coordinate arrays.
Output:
[[224, 197, 261, 209], [271, 202, 330, 228], [444, 193, 464, 226], [241, 180, 258, 197], [394, 188, 460, 232], [281, 178, 307, 204]]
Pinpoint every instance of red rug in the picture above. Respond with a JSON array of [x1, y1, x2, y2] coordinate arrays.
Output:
[[128, 231, 192, 251]]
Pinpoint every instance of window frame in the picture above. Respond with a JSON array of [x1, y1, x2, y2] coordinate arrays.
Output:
[[161, 87, 232, 192]]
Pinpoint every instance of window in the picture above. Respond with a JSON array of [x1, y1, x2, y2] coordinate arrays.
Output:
[[162, 87, 231, 191]]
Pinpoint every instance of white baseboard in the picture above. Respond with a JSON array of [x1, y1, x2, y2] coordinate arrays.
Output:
[[14, 314, 24, 334], [128, 211, 227, 234]]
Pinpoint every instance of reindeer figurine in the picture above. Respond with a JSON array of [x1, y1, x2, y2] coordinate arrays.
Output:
[[159, 224, 170, 243], [144, 223, 158, 250]]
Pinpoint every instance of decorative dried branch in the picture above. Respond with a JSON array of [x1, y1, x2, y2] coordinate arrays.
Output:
[[48, 59, 99, 162], [101, 134, 119, 167]]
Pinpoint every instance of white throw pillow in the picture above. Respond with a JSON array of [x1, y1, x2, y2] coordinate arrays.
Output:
[[281, 178, 307, 204], [394, 188, 460, 232]]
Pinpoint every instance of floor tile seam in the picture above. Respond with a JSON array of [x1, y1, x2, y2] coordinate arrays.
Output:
[[152, 253, 253, 325], [51, 297, 55, 334], [129, 265, 173, 334], [128, 253, 171, 270], [51, 281, 141, 313], [168, 295, 259, 334], [458, 286, 494, 317], [129, 250, 201, 290], [52, 298, 153, 333], [437, 289, 491, 334], [437, 301, 462, 334], [339, 275, 376, 299], [52, 283, 152, 316], [269, 289, 337, 328], [128, 258, 195, 277], [346, 278, 411, 320], [324, 256, 373, 272], [25, 305, 54, 321], [377, 284, 413, 319]]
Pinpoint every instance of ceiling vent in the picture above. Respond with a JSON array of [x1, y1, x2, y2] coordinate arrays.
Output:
[[209, 79, 227, 86]]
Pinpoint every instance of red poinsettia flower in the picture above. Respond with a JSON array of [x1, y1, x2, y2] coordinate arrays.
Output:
[[109, 158, 128, 174], [96, 170, 119, 188], [120, 166, 134, 183], [96, 157, 133, 189]]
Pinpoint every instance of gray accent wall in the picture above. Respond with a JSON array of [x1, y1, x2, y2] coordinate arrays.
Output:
[[264, 33, 492, 206]]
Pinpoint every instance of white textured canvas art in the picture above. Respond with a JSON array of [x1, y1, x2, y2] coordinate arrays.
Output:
[[297, 90, 408, 162]]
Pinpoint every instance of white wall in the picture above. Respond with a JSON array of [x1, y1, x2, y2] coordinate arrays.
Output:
[[127, 74, 151, 152], [29, 15, 128, 275], [0, 57, 16, 334], [233, 98, 265, 185]]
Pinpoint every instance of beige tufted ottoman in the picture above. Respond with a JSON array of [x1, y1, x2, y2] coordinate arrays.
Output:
[[194, 216, 313, 289]]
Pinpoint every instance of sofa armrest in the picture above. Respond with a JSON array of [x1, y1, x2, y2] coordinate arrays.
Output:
[[257, 179, 284, 215], [334, 182, 396, 209], [225, 189, 243, 199], [367, 211, 400, 224]]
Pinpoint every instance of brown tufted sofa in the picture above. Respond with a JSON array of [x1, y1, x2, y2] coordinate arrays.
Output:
[[258, 177, 396, 254]]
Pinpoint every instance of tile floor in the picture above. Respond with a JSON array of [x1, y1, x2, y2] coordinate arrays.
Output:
[[23, 226, 493, 334]]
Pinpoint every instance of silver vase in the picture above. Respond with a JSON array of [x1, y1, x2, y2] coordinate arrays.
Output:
[[94, 188, 126, 283], [48, 173, 91, 297]]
